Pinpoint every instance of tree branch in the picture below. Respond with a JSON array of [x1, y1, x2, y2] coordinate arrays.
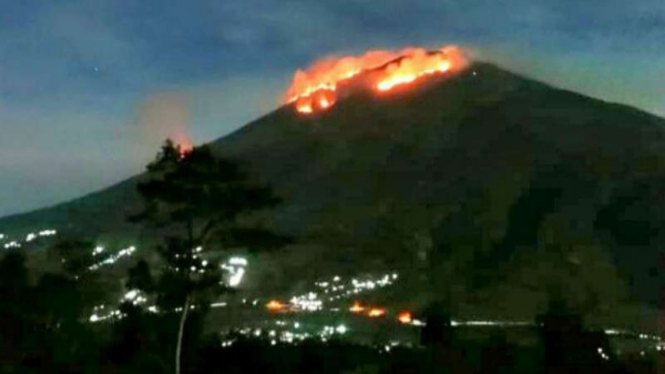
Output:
[[175, 295, 191, 374]]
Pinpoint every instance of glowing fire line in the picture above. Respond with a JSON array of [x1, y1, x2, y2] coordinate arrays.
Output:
[[377, 60, 451, 91], [284, 46, 467, 115]]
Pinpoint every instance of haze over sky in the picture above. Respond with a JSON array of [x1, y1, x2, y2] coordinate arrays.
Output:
[[1, 0, 663, 217]]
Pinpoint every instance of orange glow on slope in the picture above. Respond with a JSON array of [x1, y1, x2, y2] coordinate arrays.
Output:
[[284, 46, 467, 115], [397, 311, 413, 324], [296, 101, 313, 114], [350, 302, 366, 314], [266, 300, 286, 311], [377, 56, 451, 91], [176, 139, 193, 159], [295, 89, 336, 114], [368, 308, 386, 318]]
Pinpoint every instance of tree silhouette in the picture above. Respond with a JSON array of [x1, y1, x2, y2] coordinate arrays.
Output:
[[132, 139, 283, 374], [0, 252, 34, 369], [126, 259, 155, 293], [47, 237, 113, 316], [420, 300, 454, 349], [50, 238, 97, 278], [481, 331, 514, 374], [536, 293, 612, 373]]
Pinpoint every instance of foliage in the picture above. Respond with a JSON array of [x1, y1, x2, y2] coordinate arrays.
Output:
[[420, 300, 454, 348], [132, 140, 279, 233], [132, 141, 284, 302], [0, 250, 106, 373], [0, 249, 660, 374], [50, 238, 98, 277], [536, 295, 613, 371], [130, 139, 285, 374], [126, 259, 155, 293]]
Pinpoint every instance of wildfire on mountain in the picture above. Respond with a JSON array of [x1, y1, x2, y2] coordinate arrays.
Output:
[[176, 139, 193, 159], [266, 299, 286, 312], [138, 93, 194, 155], [284, 46, 468, 115], [397, 311, 413, 324], [350, 301, 366, 314], [368, 308, 386, 318]]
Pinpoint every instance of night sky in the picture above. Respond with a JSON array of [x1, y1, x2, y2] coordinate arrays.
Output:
[[1, 0, 663, 217]]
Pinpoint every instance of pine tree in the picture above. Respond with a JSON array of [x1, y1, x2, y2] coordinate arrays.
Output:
[[132, 140, 284, 374]]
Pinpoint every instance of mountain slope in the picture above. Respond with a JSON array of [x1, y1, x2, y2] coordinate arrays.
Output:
[[2, 62, 664, 321]]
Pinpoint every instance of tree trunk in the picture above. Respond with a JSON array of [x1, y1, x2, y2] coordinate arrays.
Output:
[[175, 296, 191, 374]]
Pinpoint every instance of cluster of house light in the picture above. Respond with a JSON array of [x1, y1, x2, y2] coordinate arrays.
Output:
[[221, 322, 409, 353], [221, 320, 350, 347], [269, 272, 401, 314], [383, 341, 403, 353], [9, 226, 663, 353], [182, 252, 249, 287], [4, 241, 21, 249], [89, 290, 152, 323], [89, 304, 124, 323], [88, 245, 136, 271], [124, 289, 148, 306], [261, 273, 575, 329], [290, 292, 324, 312], [604, 329, 664, 343], [88, 255, 247, 323], [322, 273, 399, 302], [597, 347, 610, 360], [1, 228, 139, 272], [1, 228, 57, 249], [220, 256, 248, 287], [258, 272, 405, 334]]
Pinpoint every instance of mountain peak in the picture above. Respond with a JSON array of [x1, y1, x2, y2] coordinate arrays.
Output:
[[282, 46, 469, 115], [2, 62, 665, 320]]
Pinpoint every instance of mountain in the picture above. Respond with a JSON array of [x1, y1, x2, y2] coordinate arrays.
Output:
[[2, 62, 664, 326]]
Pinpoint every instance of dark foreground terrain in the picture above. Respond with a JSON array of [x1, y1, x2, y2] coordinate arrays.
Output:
[[1, 248, 663, 374]]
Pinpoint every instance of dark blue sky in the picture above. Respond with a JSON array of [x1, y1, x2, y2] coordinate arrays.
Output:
[[1, 0, 663, 217]]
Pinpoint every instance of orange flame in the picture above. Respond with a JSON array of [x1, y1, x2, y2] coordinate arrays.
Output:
[[295, 89, 336, 114], [350, 302, 366, 314], [176, 139, 193, 159], [139, 93, 194, 155], [368, 308, 386, 318], [377, 53, 451, 92], [284, 46, 467, 115], [397, 311, 413, 324], [266, 300, 286, 311]]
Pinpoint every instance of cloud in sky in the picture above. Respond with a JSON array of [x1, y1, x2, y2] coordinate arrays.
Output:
[[0, 0, 663, 216]]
